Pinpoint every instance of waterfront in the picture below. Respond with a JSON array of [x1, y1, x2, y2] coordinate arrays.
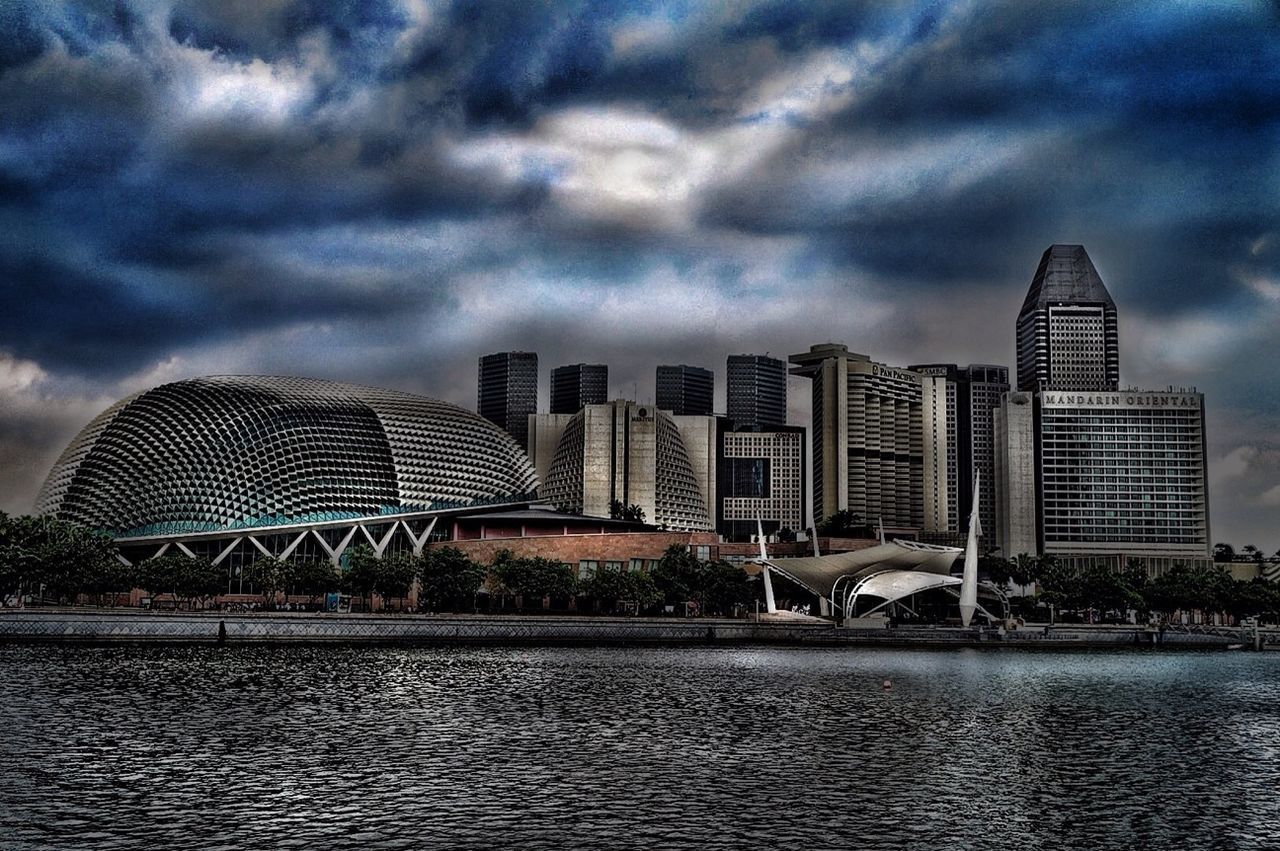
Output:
[[2, 646, 1279, 849]]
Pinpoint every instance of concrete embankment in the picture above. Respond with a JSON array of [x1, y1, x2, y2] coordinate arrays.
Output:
[[0, 610, 1242, 648]]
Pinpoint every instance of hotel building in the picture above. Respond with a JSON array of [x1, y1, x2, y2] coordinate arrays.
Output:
[[995, 244, 1211, 572], [789, 344, 949, 532]]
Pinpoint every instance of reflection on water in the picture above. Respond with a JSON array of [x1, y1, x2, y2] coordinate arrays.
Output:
[[2, 645, 1279, 850]]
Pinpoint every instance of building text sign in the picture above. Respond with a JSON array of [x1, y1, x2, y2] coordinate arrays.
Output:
[[1042, 392, 1200, 409]]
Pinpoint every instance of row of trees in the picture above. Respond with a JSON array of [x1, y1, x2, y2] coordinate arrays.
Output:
[[1, 513, 121, 605], [981, 553, 1280, 622], [359, 544, 754, 616], [2, 512, 755, 615], [1214, 543, 1280, 564]]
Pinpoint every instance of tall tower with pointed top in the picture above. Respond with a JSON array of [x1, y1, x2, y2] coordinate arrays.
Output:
[[1015, 244, 1119, 392]]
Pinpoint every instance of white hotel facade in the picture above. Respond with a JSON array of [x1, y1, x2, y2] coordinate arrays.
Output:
[[995, 245, 1212, 573], [998, 389, 1210, 566]]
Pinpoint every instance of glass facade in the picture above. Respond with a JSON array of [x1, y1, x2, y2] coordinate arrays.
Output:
[[478, 351, 538, 451], [655, 365, 714, 416], [726, 354, 787, 429], [550, 364, 608, 414]]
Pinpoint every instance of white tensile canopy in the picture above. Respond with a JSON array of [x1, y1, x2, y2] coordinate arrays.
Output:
[[758, 539, 997, 622]]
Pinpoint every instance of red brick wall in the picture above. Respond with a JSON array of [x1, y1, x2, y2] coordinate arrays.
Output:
[[433, 531, 719, 566]]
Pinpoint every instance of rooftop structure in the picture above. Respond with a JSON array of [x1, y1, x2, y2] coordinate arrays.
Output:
[[1016, 244, 1119, 393]]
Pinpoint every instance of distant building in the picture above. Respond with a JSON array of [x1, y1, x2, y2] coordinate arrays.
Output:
[[1016, 244, 1120, 393], [993, 391, 1037, 558], [478, 351, 538, 450], [717, 423, 807, 542], [656, 364, 714, 416], [530, 400, 714, 531], [909, 363, 1011, 539], [961, 365, 1011, 538], [550, 363, 609, 414], [789, 344, 949, 532], [726, 354, 787, 428], [907, 364, 960, 531]]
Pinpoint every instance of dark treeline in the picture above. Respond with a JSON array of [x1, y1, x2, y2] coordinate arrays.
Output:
[[1, 513, 753, 615], [982, 553, 1280, 623]]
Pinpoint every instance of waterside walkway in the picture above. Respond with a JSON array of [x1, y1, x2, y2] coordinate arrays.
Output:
[[0, 609, 1258, 649]]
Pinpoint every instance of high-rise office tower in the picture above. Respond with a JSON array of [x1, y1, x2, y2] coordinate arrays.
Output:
[[550, 363, 608, 414], [960, 365, 1011, 540], [656, 365, 714, 416], [1016, 244, 1119, 393], [726, 354, 787, 428], [993, 391, 1037, 559], [908, 364, 961, 531], [912, 363, 1012, 536], [477, 351, 538, 451], [994, 245, 1212, 575], [790, 344, 949, 531]]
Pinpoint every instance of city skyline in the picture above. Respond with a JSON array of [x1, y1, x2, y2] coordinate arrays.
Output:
[[1, 2, 1278, 549]]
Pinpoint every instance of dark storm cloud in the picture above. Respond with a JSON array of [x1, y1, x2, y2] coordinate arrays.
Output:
[[2, 0, 1279, 542], [701, 1, 1280, 311]]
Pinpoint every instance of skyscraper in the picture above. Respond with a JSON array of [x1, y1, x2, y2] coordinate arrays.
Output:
[[656, 365, 714, 416], [1035, 390, 1209, 562], [959, 365, 1011, 541], [1015, 244, 1119, 393], [789, 344, 949, 531], [550, 363, 608, 414], [877, 361, 1011, 537], [726, 354, 787, 428], [995, 244, 1211, 575], [477, 351, 538, 451]]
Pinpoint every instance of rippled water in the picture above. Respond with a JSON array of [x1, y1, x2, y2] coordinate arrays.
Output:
[[2, 645, 1279, 850]]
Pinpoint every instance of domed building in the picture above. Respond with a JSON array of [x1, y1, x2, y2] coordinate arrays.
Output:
[[530, 400, 715, 532], [37, 376, 539, 574]]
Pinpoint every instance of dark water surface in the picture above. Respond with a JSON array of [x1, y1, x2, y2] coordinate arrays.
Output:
[[1, 645, 1278, 850]]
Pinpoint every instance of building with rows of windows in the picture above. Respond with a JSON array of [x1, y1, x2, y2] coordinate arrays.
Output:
[[716, 423, 807, 541], [789, 344, 950, 534], [477, 351, 539, 450], [995, 245, 1211, 574]]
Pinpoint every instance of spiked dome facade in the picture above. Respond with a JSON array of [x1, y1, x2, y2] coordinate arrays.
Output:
[[37, 376, 540, 569]]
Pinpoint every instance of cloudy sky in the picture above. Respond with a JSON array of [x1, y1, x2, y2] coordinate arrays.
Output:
[[2, 0, 1278, 547]]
